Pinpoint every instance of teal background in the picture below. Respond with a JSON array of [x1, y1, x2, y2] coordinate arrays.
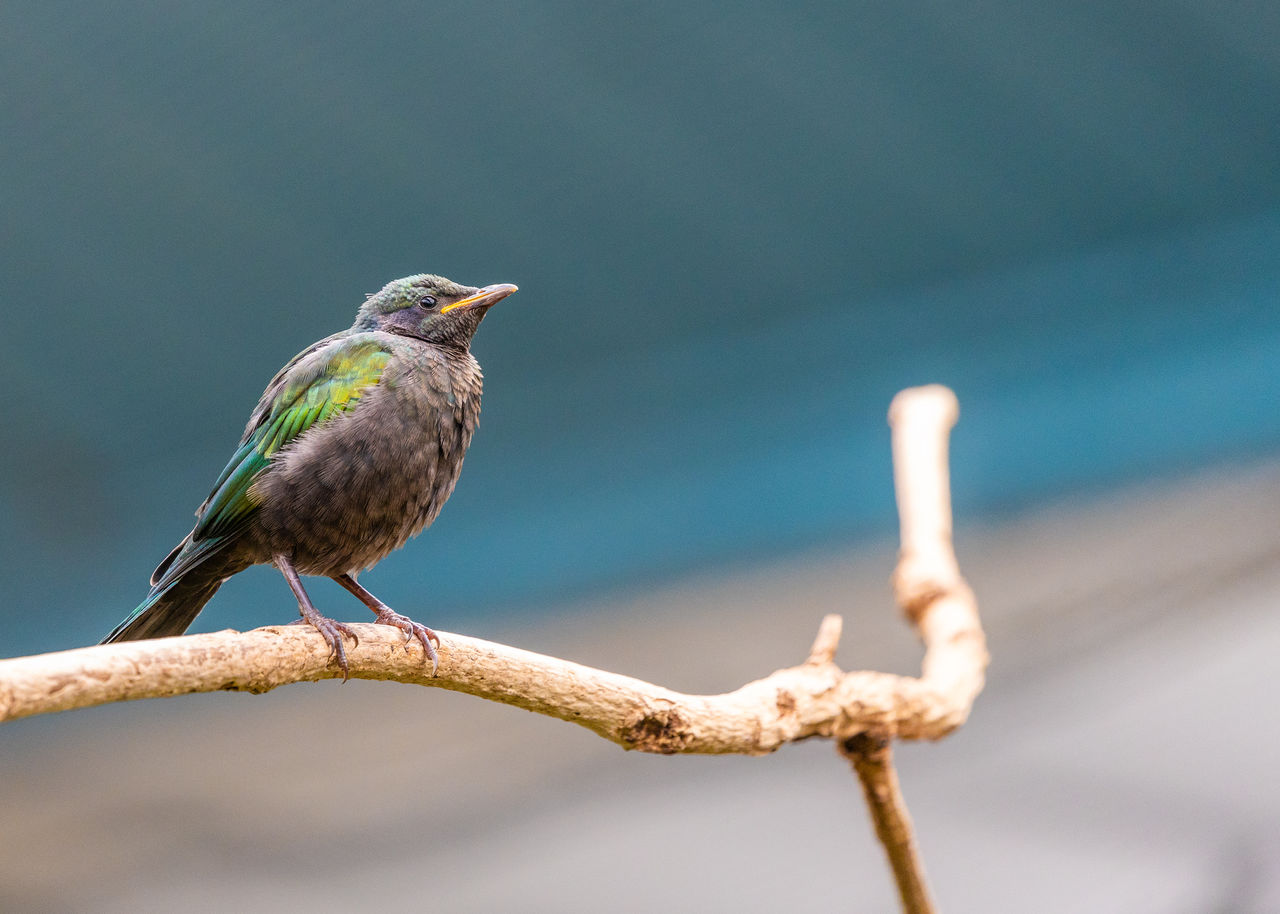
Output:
[[2, 2, 1280, 655]]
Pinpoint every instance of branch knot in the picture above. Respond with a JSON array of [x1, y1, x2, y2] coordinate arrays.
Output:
[[620, 702, 694, 754]]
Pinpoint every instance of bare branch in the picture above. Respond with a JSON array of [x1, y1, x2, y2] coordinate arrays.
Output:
[[805, 613, 843, 665], [0, 385, 987, 760], [0, 616, 946, 753]]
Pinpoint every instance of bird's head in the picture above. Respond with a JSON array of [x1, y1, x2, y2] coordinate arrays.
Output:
[[354, 274, 518, 348]]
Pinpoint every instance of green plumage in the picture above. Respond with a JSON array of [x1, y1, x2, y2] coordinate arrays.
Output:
[[197, 338, 391, 540]]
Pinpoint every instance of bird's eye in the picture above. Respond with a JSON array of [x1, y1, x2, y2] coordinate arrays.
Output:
[[418, 295, 438, 309]]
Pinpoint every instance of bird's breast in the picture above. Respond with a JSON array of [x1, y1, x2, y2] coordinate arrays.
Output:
[[250, 348, 483, 575]]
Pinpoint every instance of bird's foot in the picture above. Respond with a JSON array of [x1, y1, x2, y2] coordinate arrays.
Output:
[[372, 609, 440, 676], [295, 610, 360, 680]]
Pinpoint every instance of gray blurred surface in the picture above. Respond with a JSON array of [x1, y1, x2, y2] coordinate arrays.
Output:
[[3, 461, 1278, 912]]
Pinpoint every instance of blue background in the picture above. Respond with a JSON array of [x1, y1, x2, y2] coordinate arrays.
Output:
[[2, 1, 1279, 656]]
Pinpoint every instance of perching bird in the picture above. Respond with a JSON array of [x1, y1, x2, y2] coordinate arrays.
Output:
[[103, 274, 518, 676]]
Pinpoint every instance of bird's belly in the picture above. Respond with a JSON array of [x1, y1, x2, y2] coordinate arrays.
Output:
[[249, 389, 474, 576]]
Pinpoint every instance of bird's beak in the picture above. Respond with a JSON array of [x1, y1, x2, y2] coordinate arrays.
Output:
[[440, 283, 519, 314]]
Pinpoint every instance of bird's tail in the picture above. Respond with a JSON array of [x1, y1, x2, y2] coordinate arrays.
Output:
[[101, 564, 226, 643]]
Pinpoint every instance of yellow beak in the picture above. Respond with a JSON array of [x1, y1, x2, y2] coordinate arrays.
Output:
[[439, 283, 519, 314]]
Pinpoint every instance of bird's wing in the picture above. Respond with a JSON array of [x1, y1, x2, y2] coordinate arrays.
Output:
[[147, 335, 393, 592], [193, 334, 393, 540]]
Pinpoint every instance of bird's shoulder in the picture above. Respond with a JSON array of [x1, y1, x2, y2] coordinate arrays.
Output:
[[239, 331, 400, 444], [192, 332, 398, 536]]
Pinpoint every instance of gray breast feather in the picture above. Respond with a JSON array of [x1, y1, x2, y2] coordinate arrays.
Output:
[[247, 345, 483, 576]]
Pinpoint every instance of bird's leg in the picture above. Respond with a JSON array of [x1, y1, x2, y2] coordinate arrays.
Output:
[[333, 573, 440, 675], [275, 554, 359, 680]]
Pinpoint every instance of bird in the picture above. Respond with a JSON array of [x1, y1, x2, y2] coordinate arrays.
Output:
[[102, 273, 518, 677]]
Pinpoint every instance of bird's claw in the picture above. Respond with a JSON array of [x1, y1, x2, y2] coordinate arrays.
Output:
[[372, 610, 440, 676], [305, 616, 360, 681]]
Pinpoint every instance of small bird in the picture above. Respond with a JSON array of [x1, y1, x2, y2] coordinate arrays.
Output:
[[103, 274, 517, 676]]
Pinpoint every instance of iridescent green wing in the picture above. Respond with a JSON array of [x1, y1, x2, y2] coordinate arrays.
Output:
[[191, 335, 392, 542]]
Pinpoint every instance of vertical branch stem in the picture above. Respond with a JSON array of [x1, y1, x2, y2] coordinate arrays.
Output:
[[837, 384, 970, 912], [841, 734, 936, 914]]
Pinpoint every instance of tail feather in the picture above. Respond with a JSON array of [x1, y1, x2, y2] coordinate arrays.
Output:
[[149, 537, 187, 587], [102, 567, 226, 644]]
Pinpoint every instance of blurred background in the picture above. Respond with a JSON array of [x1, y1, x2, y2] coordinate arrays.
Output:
[[2, 2, 1279, 910]]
